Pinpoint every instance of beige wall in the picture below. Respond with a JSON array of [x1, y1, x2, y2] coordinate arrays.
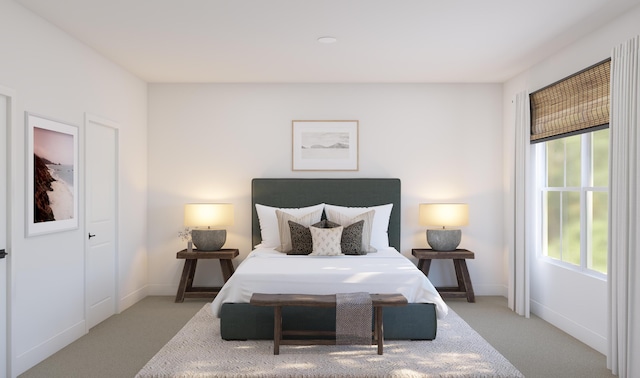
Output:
[[147, 83, 505, 297]]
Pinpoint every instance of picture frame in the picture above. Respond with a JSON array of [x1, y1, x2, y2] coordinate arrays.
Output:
[[292, 120, 359, 171], [26, 113, 79, 236]]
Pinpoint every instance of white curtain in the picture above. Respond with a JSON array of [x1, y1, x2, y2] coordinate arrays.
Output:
[[509, 91, 531, 317], [608, 35, 640, 378]]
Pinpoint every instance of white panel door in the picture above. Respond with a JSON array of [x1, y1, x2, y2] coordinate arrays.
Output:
[[1, 93, 9, 377], [85, 115, 118, 330]]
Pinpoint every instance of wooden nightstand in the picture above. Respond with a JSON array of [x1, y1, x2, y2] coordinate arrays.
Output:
[[175, 248, 239, 303], [412, 248, 475, 302]]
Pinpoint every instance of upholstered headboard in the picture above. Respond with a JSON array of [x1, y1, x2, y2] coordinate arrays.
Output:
[[251, 178, 401, 251]]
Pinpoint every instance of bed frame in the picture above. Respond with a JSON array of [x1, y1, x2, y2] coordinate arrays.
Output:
[[219, 178, 437, 340]]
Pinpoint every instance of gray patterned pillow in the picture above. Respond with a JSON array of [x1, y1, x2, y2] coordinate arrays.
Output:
[[340, 220, 365, 255], [287, 220, 323, 255]]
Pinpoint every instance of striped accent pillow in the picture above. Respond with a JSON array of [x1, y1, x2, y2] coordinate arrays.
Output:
[[275, 209, 323, 253], [325, 209, 376, 253]]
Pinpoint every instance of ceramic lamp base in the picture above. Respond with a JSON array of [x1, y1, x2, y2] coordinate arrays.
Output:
[[426, 229, 461, 251], [191, 229, 226, 251]]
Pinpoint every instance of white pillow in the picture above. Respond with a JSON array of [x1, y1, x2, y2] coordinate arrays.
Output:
[[324, 204, 393, 249], [275, 209, 323, 252], [255, 203, 325, 248], [324, 209, 375, 253], [309, 225, 344, 256]]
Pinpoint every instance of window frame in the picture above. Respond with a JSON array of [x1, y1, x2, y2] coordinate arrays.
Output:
[[535, 130, 608, 280]]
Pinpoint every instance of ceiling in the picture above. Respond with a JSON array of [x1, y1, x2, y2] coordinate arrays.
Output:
[[15, 0, 640, 83]]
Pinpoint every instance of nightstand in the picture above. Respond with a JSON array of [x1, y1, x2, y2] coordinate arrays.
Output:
[[412, 248, 475, 302], [175, 248, 239, 303]]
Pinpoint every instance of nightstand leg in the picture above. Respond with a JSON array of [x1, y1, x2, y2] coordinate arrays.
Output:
[[219, 259, 235, 282], [175, 259, 194, 303], [458, 259, 475, 302], [453, 259, 465, 292], [417, 259, 432, 276], [186, 259, 197, 288]]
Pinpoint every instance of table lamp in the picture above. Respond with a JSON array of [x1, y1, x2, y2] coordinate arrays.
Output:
[[419, 203, 469, 251], [184, 203, 234, 251]]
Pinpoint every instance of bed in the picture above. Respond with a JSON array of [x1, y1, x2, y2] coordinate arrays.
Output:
[[213, 178, 447, 340]]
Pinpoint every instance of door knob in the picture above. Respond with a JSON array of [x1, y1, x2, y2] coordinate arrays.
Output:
[[88, 233, 96, 239], [0, 249, 7, 259]]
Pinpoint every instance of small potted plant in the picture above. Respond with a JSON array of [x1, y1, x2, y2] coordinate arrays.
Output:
[[178, 227, 193, 252]]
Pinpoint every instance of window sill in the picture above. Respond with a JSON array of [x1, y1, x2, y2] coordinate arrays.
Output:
[[538, 256, 607, 281]]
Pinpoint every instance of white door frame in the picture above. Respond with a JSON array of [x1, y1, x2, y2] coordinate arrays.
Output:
[[1, 85, 17, 378], [84, 113, 120, 330]]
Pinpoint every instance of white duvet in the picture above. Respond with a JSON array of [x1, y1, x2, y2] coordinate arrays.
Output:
[[210, 247, 449, 319]]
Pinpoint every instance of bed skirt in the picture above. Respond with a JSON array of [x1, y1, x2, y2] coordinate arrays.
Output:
[[219, 302, 437, 340]]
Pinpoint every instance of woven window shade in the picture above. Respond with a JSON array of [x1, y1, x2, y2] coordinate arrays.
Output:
[[530, 59, 610, 142]]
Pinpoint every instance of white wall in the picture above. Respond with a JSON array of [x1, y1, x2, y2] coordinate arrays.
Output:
[[503, 4, 640, 354], [147, 83, 506, 298], [0, 0, 148, 375]]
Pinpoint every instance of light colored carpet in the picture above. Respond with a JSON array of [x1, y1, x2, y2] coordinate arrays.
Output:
[[136, 304, 523, 378]]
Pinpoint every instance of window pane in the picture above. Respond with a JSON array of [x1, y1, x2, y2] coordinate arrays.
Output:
[[539, 128, 609, 276], [588, 191, 608, 274], [545, 191, 561, 260], [565, 135, 582, 187], [547, 139, 565, 187], [593, 128, 609, 187], [562, 191, 581, 266]]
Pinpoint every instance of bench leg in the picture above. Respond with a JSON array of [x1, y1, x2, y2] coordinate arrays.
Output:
[[273, 306, 282, 355], [375, 306, 383, 355]]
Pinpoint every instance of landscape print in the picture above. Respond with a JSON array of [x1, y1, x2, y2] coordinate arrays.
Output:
[[27, 113, 78, 236], [301, 131, 350, 159], [33, 126, 74, 223], [292, 120, 359, 171]]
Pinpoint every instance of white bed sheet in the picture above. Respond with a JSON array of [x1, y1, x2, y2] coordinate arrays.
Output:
[[210, 247, 448, 319]]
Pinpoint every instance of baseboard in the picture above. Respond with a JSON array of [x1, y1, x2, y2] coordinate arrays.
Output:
[[147, 283, 177, 296], [119, 285, 148, 313], [14, 320, 86, 376], [530, 299, 607, 354], [473, 284, 508, 297]]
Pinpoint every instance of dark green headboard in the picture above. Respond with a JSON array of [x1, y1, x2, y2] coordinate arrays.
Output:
[[251, 178, 401, 251]]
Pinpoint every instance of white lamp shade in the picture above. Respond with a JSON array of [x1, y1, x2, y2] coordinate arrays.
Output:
[[184, 203, 234, 228], [419, 203, 469, 228]]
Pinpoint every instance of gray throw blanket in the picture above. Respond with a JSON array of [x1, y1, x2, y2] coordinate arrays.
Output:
[[335, 292, 373, 345]]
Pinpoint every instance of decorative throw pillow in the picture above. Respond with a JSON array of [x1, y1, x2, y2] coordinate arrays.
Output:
[[275, 209, 323, 252], [309, 225, 343, 256], [287, 220, 322, 255], [254, 203, 324, 248], [325, 204, 393, 249], [340, 220, 365, 255], [313, 219, 365, 255], [325, 208, 376, 252]]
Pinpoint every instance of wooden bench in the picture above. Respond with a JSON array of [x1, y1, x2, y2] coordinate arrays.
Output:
[[249, 293, 408, 355]]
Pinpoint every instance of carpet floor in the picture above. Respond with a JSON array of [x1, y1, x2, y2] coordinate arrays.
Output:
[[136, 304, 523, 378]]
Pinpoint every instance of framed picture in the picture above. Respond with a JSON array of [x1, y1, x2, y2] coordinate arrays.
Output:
[[292, 120, 359, 171], [26, 113, 79, 236]]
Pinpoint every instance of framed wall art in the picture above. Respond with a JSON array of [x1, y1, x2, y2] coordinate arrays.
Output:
[[292, 120, 359, 171], [26, 113, 79, 236]]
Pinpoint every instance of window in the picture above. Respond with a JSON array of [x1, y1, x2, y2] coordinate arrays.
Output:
[[537, 128, 609, 275]]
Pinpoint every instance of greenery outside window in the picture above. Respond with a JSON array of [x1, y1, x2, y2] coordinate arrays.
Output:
[[537, 128, 609, 275]]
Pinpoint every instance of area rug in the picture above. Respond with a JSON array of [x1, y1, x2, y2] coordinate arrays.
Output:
[[136, 304, 523, 378]]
